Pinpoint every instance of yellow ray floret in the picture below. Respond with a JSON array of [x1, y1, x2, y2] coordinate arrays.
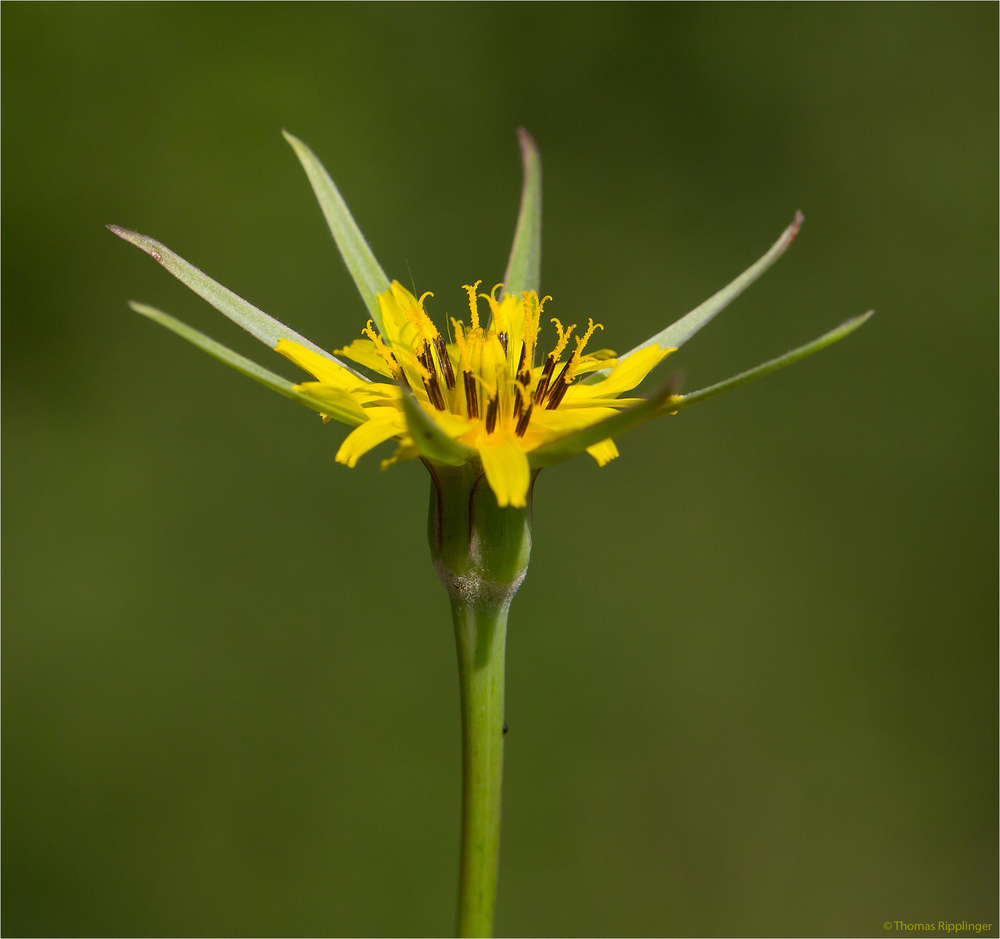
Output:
[[276, 281, 673, 507]]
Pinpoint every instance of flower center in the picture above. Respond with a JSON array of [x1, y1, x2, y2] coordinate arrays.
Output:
[[371, 283, 604, 438]]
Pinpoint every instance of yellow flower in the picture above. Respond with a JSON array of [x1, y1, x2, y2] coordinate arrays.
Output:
[[274, 280, 674, 508], [110, 129, 872, 939], [111, 128, 869, 518]]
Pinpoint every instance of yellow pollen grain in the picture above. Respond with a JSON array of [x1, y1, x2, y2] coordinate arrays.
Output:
[[403, 292, 439, 341], [479, 283, 506, 335], [520, 292, 542, 364], [409, 355, 432, 382], [563, 319, 604, 383], [462, 281, 482, 330], [361, 319, 404, 380], [549, 317, 576, 362]]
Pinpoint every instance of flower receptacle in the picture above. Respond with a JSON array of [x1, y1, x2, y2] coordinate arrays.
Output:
[[426, 461, 533, 604]]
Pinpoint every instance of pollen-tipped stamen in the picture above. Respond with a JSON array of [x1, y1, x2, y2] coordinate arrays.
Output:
[[520, 293, 546, 371], [435, 334, 456, 390], [462, 281, 483, 331], [515, 402, 533, 437], [390, 353, 411, 390], [513, 382, 532, 433], [514, 342, 526, 379], [425, 374, 446, 410], [545, 320, 603, 410], [534, 356, 556, 404], [464, 370, 480, 420], [416, 340, 447, 410], [362, 319, 408, 384], [544, 361, 572, 409], [549, 318, 575, 362], [484, 395, 499, 434]]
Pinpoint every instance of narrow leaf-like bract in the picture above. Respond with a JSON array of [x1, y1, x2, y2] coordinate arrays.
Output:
[[130, 302, 367, 425], [670, 310, 874, 412], [501, 129, 542, 300], [109, 226, 363, 377], [582, 212, 804, 383], [283, 130, 391, 333]]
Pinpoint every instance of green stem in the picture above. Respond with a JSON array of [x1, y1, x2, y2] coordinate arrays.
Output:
[[425, 462, 533, 939], [452, 594, 508, 938]]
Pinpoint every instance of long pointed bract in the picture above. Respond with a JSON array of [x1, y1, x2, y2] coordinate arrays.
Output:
[[671, 310, 874, 413], [500, 128, 542, 301], [531, 310, 871, 467], [129, 302, 368, 425], [283, 130, 391, 333], [582, 212, 805, 384], [109, 226, 364, 378]]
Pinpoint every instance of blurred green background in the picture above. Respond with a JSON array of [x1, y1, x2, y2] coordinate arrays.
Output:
[[3, 4, 996, 937]]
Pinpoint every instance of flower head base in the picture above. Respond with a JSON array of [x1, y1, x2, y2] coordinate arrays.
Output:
[[275, 281, 673, 507]]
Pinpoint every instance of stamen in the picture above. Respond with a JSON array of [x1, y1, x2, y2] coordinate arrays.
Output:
[[545, 320, 605, 409], [462, 281, 482, 330], [479, 283, 507, 336], [557, 319, 604, 392], [515, 402, 533, 437], [575, 319, 603, 358], [520, 293, 543, 368], [463, 370, 479, 420], [415, 339, 446, 410], [408, 353, 432, 382], [545, 361, 572, 409], [362, 320, 406, 383], [512, 379, 529, 420], [534, 355, 557, 404], [485, 395, 499, 434], [549, 318, 576, 362], [434, 335, 456, 390], [417, 340, 435, 375], [399, 291, 440, 349], [424, 374, 446, 410], [390, 353, 410, 389]]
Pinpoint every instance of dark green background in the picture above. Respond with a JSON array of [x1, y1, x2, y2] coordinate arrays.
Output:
[[3, 4, 996, 936]]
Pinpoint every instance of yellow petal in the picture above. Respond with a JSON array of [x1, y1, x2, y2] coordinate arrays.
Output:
[[569, 345, 671, 399], [376, 282, 421, 355], [476, 431, 531, 508], [558, 396, 644, 409], [290, 382, 368, 423], [585, 438, 619, 466], [527, 406, 620, 433], [573, 353, 619, 374], [335, 408, 408, 468], [430, 407, 478, 440], [380, 440, 421, 472], [276, 339, 369, 389]]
